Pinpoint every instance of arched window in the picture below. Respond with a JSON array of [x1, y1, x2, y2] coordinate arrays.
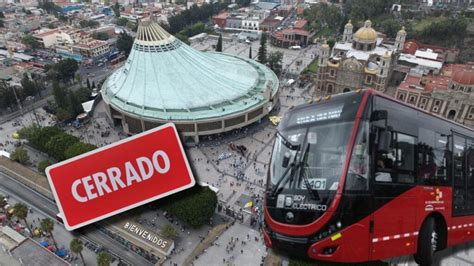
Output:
[[447, 110, 456, 120], [327, 84, 333, 94]]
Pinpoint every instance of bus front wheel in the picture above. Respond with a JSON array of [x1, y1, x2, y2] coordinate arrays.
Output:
[[414, 217, 437, 266]]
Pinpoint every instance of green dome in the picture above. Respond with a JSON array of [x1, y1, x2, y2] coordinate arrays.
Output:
[[101, 20, 279, 121]]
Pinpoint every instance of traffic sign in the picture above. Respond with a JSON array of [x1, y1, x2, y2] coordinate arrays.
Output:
[[46, 123, 195, 231]]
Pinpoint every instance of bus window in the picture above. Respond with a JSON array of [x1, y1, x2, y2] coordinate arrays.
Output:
[[396, 133, 416, 183], [467, 143, 474, 213], [375, 130, 395, 182], [346, 122, 369, 191], [453, 135, 466, 216], [375, 131, 416, 183], [434, 133, 450, 185]]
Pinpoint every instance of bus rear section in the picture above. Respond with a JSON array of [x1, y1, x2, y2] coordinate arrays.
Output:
[[262, 89, 474, 265]]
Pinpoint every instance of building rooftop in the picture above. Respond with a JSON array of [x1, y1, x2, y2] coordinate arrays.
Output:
[[414, 49, 438, 60], [10, 239, 69, 266], [334, 42, 390, 61], [101, 19, 278, 121], [399, 53, 443, 71], [0, 226, 69, 266], [294, 19, 307, 30]]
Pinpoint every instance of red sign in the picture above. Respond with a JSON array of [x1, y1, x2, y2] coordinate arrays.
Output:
[[46, 123, 195, 231]]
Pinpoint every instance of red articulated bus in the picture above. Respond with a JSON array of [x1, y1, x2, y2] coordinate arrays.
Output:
[[262, 89, 474, 265]]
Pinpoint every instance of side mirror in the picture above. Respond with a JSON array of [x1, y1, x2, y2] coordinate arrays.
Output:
[[370, 110, 388, 122], [377, 129, 391, 153], [282, 152, 291, 168]]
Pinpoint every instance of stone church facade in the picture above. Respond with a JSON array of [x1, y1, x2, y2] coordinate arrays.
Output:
[[315, 20, 406, 95]]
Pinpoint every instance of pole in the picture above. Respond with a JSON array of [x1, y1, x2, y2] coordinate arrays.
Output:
[[8, 82, 23, 115], [31, 99, 41, 128]]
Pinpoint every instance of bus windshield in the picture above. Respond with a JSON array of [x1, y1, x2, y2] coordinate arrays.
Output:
[[270, 122, 354, 194]]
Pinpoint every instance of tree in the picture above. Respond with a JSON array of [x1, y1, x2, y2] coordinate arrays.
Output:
[[37, 160, 51, 175], [53, 81, 68, 109], [68, 91, 82, 116], [21, 35, 40, 50], [160, 224, 178, 239], [0, 81, 17, 110], [126, 21, 137, 31], [327, 38, 336, 49], [39, 1, 61, 14], [70, 238, 85, 265], [175, 33, 190, 45], [75, 86, 92, 102], [80, 20, 100, 29], [20, 126, 62, 151], [267, 51, 283, 77], [56, 108, 72, 121], [0, 194, 6, 210], [304, 3, 343, 34], [161, 186, 217, 228], [97, 251, 113, 266], [47, 59, 79, 83], [10, 147, 30, 165], [64, 142, 97, 159], [93, 32, 109, 40], [116, 17, 128, 26], [21, 74, 37, 97], [257, 33, 267, 63], [45, 133, 79, 161], [345, 0, 395, 22], [415, 17, 467, 46], [216, 34, 223, 52], [13, 203, 32, 236], [379, 18, 401, 38], [113, 2, 121, 17], [249, 47, 252, 59], [40, 218, 57, 249], [57, 59, 79, 83], [117, 32, 134, 55]]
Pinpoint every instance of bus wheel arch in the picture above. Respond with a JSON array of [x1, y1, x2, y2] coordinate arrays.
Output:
[[423, 212, 447, 251], [414, 213, 447, 265]]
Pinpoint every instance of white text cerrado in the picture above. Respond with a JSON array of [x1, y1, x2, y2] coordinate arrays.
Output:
[[71, 150, 170, 203]]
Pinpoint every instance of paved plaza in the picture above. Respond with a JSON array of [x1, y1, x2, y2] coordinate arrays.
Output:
[[191, 35, 319, 78]]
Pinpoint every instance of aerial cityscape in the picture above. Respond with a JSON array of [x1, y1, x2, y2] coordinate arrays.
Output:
[[0, 0, 473, 265]]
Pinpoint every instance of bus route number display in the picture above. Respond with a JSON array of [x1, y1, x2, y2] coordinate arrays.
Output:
[[46, 123, 195, 231], [294, 105, 344, 126]]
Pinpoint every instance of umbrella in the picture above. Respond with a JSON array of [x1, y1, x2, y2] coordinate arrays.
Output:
[[14, 224, 22, 232], [12, 132, 20, 139], [55, 249, 67, 257], [40, 241, 49, 247]]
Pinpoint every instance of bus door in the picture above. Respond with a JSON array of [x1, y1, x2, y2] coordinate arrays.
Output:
[[452, 133, 474, 243], [370, 128, 418, 259]]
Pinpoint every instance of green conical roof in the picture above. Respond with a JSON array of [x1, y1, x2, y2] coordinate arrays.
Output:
[[101, 19, 279, 121]]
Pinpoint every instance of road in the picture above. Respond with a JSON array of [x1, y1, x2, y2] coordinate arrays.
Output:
[[0, 171, 152, 266], [0, 65, 111, 125]]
